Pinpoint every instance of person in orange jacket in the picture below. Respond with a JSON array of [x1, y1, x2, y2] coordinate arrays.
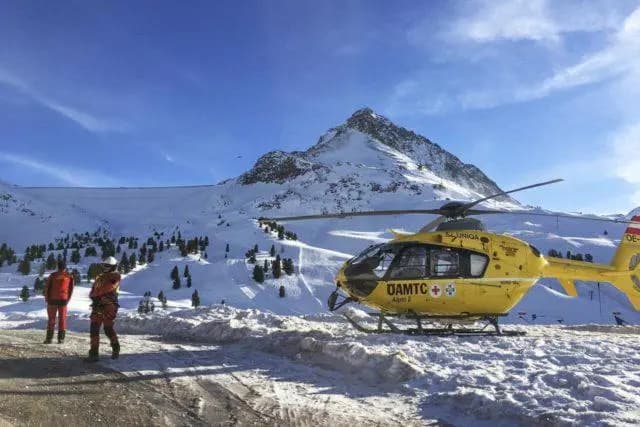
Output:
[[44, 260, 74, 344], [86, 256, 121, 362]]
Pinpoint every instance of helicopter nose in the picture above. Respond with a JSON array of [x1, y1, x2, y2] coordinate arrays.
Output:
[[341, 268, 378, 299]]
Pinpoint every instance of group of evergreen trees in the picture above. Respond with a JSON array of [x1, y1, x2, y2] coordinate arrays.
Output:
[[259, 220, 298, 241], [137, 291, 156, 314], [0, 243, 17, 267], [167, 232, 209, 259], [170, 264, 193, 289], [157, 291, 168, 309], [247, 242, 294, 299]]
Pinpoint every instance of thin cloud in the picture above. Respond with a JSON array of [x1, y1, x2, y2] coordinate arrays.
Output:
[[0, 67, 126, 133], [460, 6, 640, 110], [0, 152, 119, 187], [610, 122, 640, 193], [394, 6, 640, 115], [439, 0, 623, 44]]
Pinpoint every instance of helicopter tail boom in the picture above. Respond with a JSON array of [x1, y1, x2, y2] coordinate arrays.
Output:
[[604, 216, 640, 309], [542, 217, 640, 310]]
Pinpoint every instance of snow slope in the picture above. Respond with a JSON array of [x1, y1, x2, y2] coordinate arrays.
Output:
[[1, 108, 639, 325], [2, 108, 640, 425]]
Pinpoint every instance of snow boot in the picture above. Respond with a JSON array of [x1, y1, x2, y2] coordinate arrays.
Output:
[[43, 329, 54, 344], [57, 330, 66, 344], [84, 348, 99, 363], [111, 342, 120, 360]]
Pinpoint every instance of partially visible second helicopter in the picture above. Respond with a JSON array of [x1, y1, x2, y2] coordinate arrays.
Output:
[[262, 179, 640, 336]]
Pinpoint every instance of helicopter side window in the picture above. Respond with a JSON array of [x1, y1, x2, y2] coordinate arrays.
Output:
[[431, 250, 459, 277], [387, 246, 428, 280], [469, 253, 488, 277]]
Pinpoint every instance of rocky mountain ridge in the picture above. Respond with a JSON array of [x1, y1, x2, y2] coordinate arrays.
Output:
[[238, 108, 507, 201]]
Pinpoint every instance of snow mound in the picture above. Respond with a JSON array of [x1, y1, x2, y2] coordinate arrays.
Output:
[[118, 306, 424, 382]]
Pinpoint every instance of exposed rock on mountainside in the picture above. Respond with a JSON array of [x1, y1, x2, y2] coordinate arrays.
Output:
[[239, 108, 507, 201]]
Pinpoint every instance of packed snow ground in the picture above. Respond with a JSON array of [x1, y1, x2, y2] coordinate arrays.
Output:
[[5, 307, 640, 426]]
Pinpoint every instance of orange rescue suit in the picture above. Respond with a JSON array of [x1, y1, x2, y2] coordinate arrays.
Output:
[[45, 271, 75, 305]]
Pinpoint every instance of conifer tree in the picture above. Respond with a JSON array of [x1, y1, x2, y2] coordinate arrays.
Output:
[[18, 258, 31, 275], [159, 240, 164, 252], [253, 265, 265, 283], [148, 251, 155, 263], [119, 252, 130, 273], [172, 275, 181, 289], [84, 246, 97, 257], [187, 275, 192, 288], [278, 229, 284, 240], [129, 253, 137, 269], [191, 290, 200, 308], [183, 265, 190, 278], [46, 253, 56, 270], [279, 285, 285, 298], [270, 245, 276, 257], [170, 265, 179, 281], [138, 251, 147, 265], [70, 249, 81, 264], [283, 258, 294, 275], [20, 285, 30, 302], [158, 290, 165, 301], [273, 256, 282, 278], [263, 259, 269, 273], [225, 243, 230, 253], [254, 244, 259, 253]]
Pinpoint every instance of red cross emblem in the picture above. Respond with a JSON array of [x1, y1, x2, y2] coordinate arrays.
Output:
[[430, 284, 442, 298]]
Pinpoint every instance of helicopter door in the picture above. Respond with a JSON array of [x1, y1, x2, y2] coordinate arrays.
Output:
[[386, 245, 429, 280]]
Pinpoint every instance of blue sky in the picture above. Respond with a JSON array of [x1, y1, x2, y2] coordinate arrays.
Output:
[[1, 0, 639, 214]]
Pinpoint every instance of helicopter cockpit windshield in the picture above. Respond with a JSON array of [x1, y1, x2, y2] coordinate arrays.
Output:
[[343, 243, 403, 297]]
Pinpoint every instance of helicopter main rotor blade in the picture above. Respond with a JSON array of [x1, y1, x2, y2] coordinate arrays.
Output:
[[419, 215, 447, 233], [467, 209, 640, 225], [260, 209, 443, 222], [464, 179, 564, 210]]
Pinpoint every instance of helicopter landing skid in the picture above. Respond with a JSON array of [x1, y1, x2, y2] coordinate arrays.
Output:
[[343, 312, 526, 337]]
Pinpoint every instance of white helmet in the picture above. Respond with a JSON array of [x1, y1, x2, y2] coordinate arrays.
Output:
[[103, 256, 118, 266]]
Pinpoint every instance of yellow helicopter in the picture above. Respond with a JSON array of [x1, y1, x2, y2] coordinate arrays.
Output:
[[262, 179, 640, 336]]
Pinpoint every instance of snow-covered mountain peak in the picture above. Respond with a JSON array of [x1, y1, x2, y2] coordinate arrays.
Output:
[[238, 108, 509, 205]]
